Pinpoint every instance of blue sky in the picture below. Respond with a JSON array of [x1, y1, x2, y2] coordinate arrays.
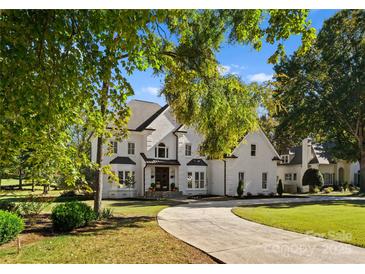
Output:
[[128, 10, 338, 106]]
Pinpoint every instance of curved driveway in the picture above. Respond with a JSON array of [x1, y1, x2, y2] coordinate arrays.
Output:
[[158, 196, 365, 263]]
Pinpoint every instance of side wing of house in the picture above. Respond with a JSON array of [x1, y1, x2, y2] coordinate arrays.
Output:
[[209, 129, 279, 196]]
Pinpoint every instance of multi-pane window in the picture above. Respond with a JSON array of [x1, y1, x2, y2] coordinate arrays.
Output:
[[251, 144, 256, 156], [187, 172, 193, 189], [238, 172, 245, 182], [262, 172, 268, 189], [293, 173, 297, 181], [185, 144, 192, 156], [285, 173, 292, 181], [187, 172, 205, 189], [111, 141, 118, 154], [155, 143, 168, 158], [128, 142, 135, 155], [118, 171, 136, 187], [282, 155, 289, 163], [118, 171, 124, 184], [195, 172, 199, 188], [323, 173, 334, 185], [199, 172, 205, 188]]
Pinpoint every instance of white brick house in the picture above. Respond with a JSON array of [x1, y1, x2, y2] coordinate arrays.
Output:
[[91, 99, 281, 198], [277, 138, 360, 193]]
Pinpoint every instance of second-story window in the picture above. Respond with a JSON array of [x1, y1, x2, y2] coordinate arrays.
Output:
[[111, 141, 118, 154], [128, 142, 135, 155], [185, 144, 192, 156], [251, 144, 256, 156], [155, 143, 168, 158]]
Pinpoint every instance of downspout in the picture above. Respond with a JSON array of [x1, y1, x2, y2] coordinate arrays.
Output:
[[143, 163, 147, 196], [173, 132, 179, 161], [173, 132, 179, 191], [223, 159, 227, 196]]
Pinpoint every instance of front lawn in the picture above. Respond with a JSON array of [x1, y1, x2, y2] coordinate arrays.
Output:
[[232, 200, 365, 248], [0, 195, 215, 263]]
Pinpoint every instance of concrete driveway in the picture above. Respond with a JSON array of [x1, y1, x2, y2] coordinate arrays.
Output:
[[158, 196, 365, 263]]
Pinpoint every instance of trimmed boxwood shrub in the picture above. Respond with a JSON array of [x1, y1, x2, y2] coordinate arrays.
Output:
[[51, 202, 96, 232], [237, 180, 244, 197], [277, 179, 283, 197], [0, 210, 24, 245]]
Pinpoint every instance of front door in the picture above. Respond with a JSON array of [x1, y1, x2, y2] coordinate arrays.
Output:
[[155, 167, 169, 191]]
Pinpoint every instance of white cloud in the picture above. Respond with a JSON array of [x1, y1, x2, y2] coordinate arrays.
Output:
[[247, 73, 273, 83], [231, 64, 246, 70], [141, 86, 160, 96], [218, 65, 231, 75]]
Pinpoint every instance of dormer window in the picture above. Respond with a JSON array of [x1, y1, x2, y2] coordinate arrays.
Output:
[[155, 143, 168, 158], [282, 155, 289, 163]]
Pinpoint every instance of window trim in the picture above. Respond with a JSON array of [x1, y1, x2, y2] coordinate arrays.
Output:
[[128, 142, 135, 155], [262, 172, 268, 190], [155, 143, 169, 159], [111, 141, 118, 154], [117, 170, 136, 188], [185, 143, 192, 157], [285, 173, 292, 181], [187, 171, 206, 190], [250, 144, 256, 157]]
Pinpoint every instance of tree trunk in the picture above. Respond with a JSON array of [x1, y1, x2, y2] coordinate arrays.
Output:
[[31, 179, 35, 192], [93, 80, 109, 214], [43, 185, 49, 194], [19, 168, 23, 190], [94, 136, 104, 214], [360, 149, 365, 193]]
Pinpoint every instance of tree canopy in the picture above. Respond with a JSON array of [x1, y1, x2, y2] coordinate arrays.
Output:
[[272, 10, 365, 191], [1, 9, 316, 210]]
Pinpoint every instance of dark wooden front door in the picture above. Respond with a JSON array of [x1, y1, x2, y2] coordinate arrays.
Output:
[[155, 167, 169, 191]]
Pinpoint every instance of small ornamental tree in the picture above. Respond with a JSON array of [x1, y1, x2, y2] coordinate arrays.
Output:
[[237, 180, 244, 197], [277, 179, 283, 197], [125, 175, 136, 198], [302, 168, 324, 193]]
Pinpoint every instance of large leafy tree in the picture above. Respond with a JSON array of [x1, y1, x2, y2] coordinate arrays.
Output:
[[273, 10, 365, 191], [1, 9, 315, 212]]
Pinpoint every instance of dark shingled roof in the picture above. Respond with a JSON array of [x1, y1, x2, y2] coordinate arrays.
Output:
[[140, 153, 180, 166], [308, 157, 319, 164], [187, 158, 208, 166], [279, 146, 302, 165], [135, 104, 169, 131], [272, 156, 281, 161], [110, 157, 136, 165]]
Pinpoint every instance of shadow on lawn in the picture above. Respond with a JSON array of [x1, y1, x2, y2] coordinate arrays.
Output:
[[239, 200, 365, 209], [22, 214, 155, 239]]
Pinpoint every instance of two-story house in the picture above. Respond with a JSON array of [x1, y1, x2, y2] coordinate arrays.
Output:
[[91, 99, 281, 198]]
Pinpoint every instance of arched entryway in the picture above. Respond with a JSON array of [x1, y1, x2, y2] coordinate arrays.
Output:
[[338, 167, 344, 184]]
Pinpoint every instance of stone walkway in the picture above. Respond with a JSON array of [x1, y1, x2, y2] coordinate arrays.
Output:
[[158, 196, 365, 263]]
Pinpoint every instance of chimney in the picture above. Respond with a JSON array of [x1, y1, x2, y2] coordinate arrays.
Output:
[[302, 138, 312, 168]]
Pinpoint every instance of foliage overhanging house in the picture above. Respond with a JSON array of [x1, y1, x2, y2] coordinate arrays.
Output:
[[91, 99, 281, 198], [277, 138, 360, 193]]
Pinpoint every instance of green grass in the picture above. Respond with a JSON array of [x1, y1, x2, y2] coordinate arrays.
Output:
[[0, 179, 26, 186], [0, 193, 215, 264], [232, 200, 365, 248]]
